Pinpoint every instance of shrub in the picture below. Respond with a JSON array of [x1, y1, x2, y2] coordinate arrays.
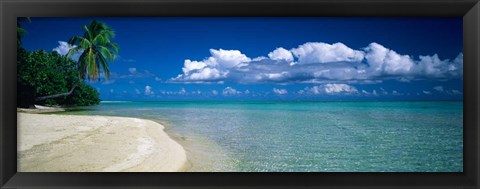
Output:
[[17, 49, 100, 107]]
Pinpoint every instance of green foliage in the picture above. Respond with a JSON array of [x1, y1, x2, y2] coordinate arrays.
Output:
[[18, 50, 74, 97], [17, 49, 100, 107], [65, 83, 101, 106], [17, 48, 35, 107], [67, 20, 119, 81], [17, 19, 118, 108], [17, 17, 31, 47]]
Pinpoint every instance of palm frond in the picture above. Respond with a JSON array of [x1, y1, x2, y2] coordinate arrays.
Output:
[[97, 46, 115, 61], [92, 32, 110, 46], [68, 36, 85, 45], [17, 28, 27, 36], [77, 51, 88, 80], [17, 17, 31, 45], [83, 25, 94, 41], [97, 52, 110, 79], [105, 42, 119, 54], [66, 46, 82, 58]]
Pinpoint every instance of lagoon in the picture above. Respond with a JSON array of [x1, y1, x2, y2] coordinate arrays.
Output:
[[59, 101, 463, 172]]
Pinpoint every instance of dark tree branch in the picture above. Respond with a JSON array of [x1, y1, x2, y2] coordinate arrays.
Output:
[[35, 85, 77, 102]]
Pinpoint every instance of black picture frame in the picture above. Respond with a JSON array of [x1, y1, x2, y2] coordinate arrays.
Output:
[[1, 0, 479, 188]]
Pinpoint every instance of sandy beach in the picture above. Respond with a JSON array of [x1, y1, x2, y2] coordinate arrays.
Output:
[[17, 112, 189, 172]]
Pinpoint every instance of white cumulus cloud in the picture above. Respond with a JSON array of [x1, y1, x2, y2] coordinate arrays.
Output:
[[268, 47, 294, 62], [187, 67, 223, 80], [179, 88, 187, 95], [53, 41, 83, 60], [291, 42, 364, 64], [323, 83, 358, 94], [145, 85, 153, 95], [53, 41, 76, 55], [364, 42, 415, 75], [305, 86, 323, 95], [182, 59, 207, 73], [222, 87, 240, 96], [169, 42, 462, 85], [433, 86, 444, 92], [171, 49, 250, 83], [361, 89, 378, 96], [299, 84, 358, 95], [210, 49, 251, 69], [272, 88, 288, 95], [451, 90, 462, 95], [128, 67, 137, 74]]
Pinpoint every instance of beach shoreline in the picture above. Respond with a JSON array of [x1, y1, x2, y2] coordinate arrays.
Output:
[[17, 112, 189, 172]]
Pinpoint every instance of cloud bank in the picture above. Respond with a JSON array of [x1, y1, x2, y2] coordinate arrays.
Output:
[[169, 42, 462, 84]]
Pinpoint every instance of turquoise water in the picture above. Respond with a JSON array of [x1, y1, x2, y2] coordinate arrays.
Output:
[[59, 101, 463, 172]]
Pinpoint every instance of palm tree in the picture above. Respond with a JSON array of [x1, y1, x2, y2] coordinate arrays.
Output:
[[35, 20, 119, 102], [67, 20, 119, 81], [17, 17, 31, 47]]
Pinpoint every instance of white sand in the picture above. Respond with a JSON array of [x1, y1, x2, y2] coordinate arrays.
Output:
[[17, 105, 65, 113], [17, 113, 189, 172]]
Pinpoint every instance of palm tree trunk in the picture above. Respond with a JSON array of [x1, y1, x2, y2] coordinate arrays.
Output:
[[35, 85, 77, 102]]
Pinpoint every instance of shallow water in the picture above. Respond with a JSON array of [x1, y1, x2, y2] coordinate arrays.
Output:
[[59, 101, 463, 172]]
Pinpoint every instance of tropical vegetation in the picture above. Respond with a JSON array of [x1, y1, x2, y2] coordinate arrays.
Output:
[[17, 17, 30, 47], [67, 20, 119, 81], [17, 19, 117, 108]]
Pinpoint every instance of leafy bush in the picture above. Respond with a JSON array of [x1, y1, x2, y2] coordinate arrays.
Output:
[[64, 83, 100, 106], [17, 48, 35, 108], [17, 49, 100, 107]]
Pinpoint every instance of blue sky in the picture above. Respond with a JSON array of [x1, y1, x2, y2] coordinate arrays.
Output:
[[20, 17, 463, 101]]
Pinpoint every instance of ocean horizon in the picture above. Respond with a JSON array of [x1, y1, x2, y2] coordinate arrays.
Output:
[[57, 100, 464, 172]]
